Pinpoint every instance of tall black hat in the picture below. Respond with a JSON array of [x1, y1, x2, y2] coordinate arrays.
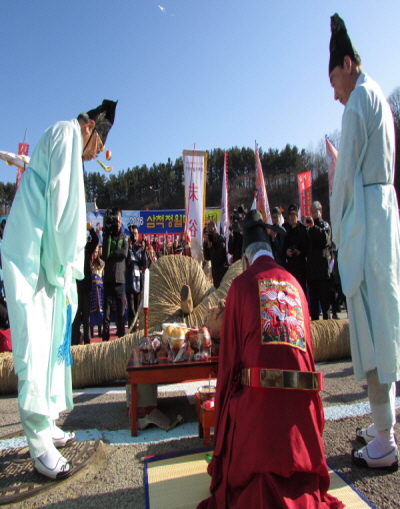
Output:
[[87, 99, 118, 145], [329, 13, 361, 74], [242, 209, 286, 254]]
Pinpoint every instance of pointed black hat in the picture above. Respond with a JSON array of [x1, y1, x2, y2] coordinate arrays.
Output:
[[242, 209, 286, 254], [87, 99, 118, 145], [329, 13, 361, 74]]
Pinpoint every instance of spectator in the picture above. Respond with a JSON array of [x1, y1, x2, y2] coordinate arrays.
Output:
[[125, 224, 147, 331], [90, 244, 105, 338], [228, 206, 245, 263], [101, 207, 128, 341], [203, 220, 228, 288], [151, 235, 159, 258], [182, 233, 192, 257], [72, 223, 98, 344], [306, 201, 332, 320], [197, 209, 342, 509], [270, 206, 286, 266], [284, 204, 309, 294]]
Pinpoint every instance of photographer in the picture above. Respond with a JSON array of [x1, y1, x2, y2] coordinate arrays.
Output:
[[101, 207, 128, 341], [306, 201, 332, 320], [203, 220, 228, 288], [284, 204, 309, 294], [228, 207, 245, 263]]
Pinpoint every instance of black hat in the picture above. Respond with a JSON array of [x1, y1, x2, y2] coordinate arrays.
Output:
[[329, 13, 361, 74], [288, 204, 299, 215], [242, 209, 286, 254], [87, 100, 118, 145]]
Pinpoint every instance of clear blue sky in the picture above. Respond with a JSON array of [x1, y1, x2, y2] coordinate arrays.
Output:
[[1, 0, 399, 184]]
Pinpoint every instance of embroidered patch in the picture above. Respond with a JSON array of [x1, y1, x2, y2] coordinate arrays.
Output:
[[259, 279, 306, 350]]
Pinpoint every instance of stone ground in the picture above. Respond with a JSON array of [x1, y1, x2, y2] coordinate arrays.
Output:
[[1, 356, 400, 508]]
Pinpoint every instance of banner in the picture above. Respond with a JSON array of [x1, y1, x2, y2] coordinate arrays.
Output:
[[183, 149, 208, 262], [220, 151, 230, 251], [297, 171, 312, 218], [16, 142, 29, 191], [255, 142, 271, 223], [325, 135, 338, 202]]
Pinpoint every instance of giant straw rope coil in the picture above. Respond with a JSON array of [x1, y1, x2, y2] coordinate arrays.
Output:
[[0, 256, 350, 394]]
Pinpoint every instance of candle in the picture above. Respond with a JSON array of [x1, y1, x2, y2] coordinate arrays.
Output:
[[143, 268, 150, 308]]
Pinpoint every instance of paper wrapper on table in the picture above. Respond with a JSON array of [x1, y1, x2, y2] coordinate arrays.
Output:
[[188, 328, 212, 361], [139, 336, 161, 364], [167, 337, 189, 363]]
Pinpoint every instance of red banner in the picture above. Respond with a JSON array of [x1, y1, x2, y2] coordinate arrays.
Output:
[[255, 143, 271, 223], [16, 143, 29, 190], [297, 171, 312, 218]]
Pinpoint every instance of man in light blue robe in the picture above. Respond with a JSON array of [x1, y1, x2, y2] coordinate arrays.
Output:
[[329, 14, 399, 471], [2, 100, 117, 479]]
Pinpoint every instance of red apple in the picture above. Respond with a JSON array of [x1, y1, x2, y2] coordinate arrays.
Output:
[[105, 149, 112, 161]]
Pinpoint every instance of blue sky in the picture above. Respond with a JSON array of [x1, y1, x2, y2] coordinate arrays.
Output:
[[1, 0, 399, 184]]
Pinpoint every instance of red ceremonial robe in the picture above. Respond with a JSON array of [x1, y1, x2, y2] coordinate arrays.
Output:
[[197, 255, 343, 509]]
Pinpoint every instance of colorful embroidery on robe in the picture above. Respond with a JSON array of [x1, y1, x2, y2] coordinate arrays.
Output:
[[259, 279, 306, 350]]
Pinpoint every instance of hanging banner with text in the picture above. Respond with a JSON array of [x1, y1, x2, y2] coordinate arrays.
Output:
[[183, 149, 208, 262], [297, 171, 312, 218]]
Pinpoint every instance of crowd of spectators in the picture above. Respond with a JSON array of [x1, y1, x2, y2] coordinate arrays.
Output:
[[224, 201, 345, 321]]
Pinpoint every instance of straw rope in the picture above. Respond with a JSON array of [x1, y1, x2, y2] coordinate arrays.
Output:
[[0, 256, 351, 395]]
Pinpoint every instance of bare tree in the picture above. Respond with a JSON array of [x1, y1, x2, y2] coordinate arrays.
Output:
[[388, 86, 400, 129]]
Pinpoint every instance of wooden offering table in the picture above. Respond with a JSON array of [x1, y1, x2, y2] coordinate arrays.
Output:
[[126, 348, 218, 436]]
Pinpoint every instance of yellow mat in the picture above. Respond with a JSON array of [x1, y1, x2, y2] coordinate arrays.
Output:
[[144, 449, 375, 509]]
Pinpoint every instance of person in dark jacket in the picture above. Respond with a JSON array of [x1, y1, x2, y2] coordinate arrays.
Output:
[[284, 204, 309, 294], [203, 220, 228, 288], [125, 224, 147, 331], [101, 207, 128, 341], [270, 206, 286, 267], [72, 223, 98, 344], [306, 201, 332, 320]]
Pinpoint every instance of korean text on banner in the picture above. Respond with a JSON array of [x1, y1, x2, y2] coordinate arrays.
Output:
[[325, 135, 338, 201], [221, 151, 230, 252], [297, 171, 312, 218], [183, 149, 208, 263], [255, 143, 271, 223]]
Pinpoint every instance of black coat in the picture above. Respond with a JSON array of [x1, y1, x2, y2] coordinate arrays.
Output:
[[284, 222, 309, 279], [306, 218, 331, 281], [203, 233, 228, 288], [101, 229, 128, 284], [77, 228, 99, 292]]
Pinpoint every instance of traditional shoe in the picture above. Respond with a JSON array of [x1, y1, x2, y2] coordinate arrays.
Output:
[[34, 456, 72, 480], [352, 445, 398, 471], [356, 427, 375, 445], [52, 431, 76, 448]]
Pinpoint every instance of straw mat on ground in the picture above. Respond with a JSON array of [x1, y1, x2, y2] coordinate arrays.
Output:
[[144, 449, 375, 509]]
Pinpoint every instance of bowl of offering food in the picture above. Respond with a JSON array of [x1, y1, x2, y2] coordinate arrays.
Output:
[[198, 385, 216, 402]]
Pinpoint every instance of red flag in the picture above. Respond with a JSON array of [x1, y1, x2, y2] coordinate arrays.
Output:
[[16, 142, 29, 191], [297, 171, 312, 218], [255, 142, 271, 223], [325, 135, 338, 200]]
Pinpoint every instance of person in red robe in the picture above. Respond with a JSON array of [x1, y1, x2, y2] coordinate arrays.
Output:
[[197, 210, 343, 509]]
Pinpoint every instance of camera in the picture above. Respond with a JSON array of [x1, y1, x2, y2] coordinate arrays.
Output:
[[208, 233, 214, 243]]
